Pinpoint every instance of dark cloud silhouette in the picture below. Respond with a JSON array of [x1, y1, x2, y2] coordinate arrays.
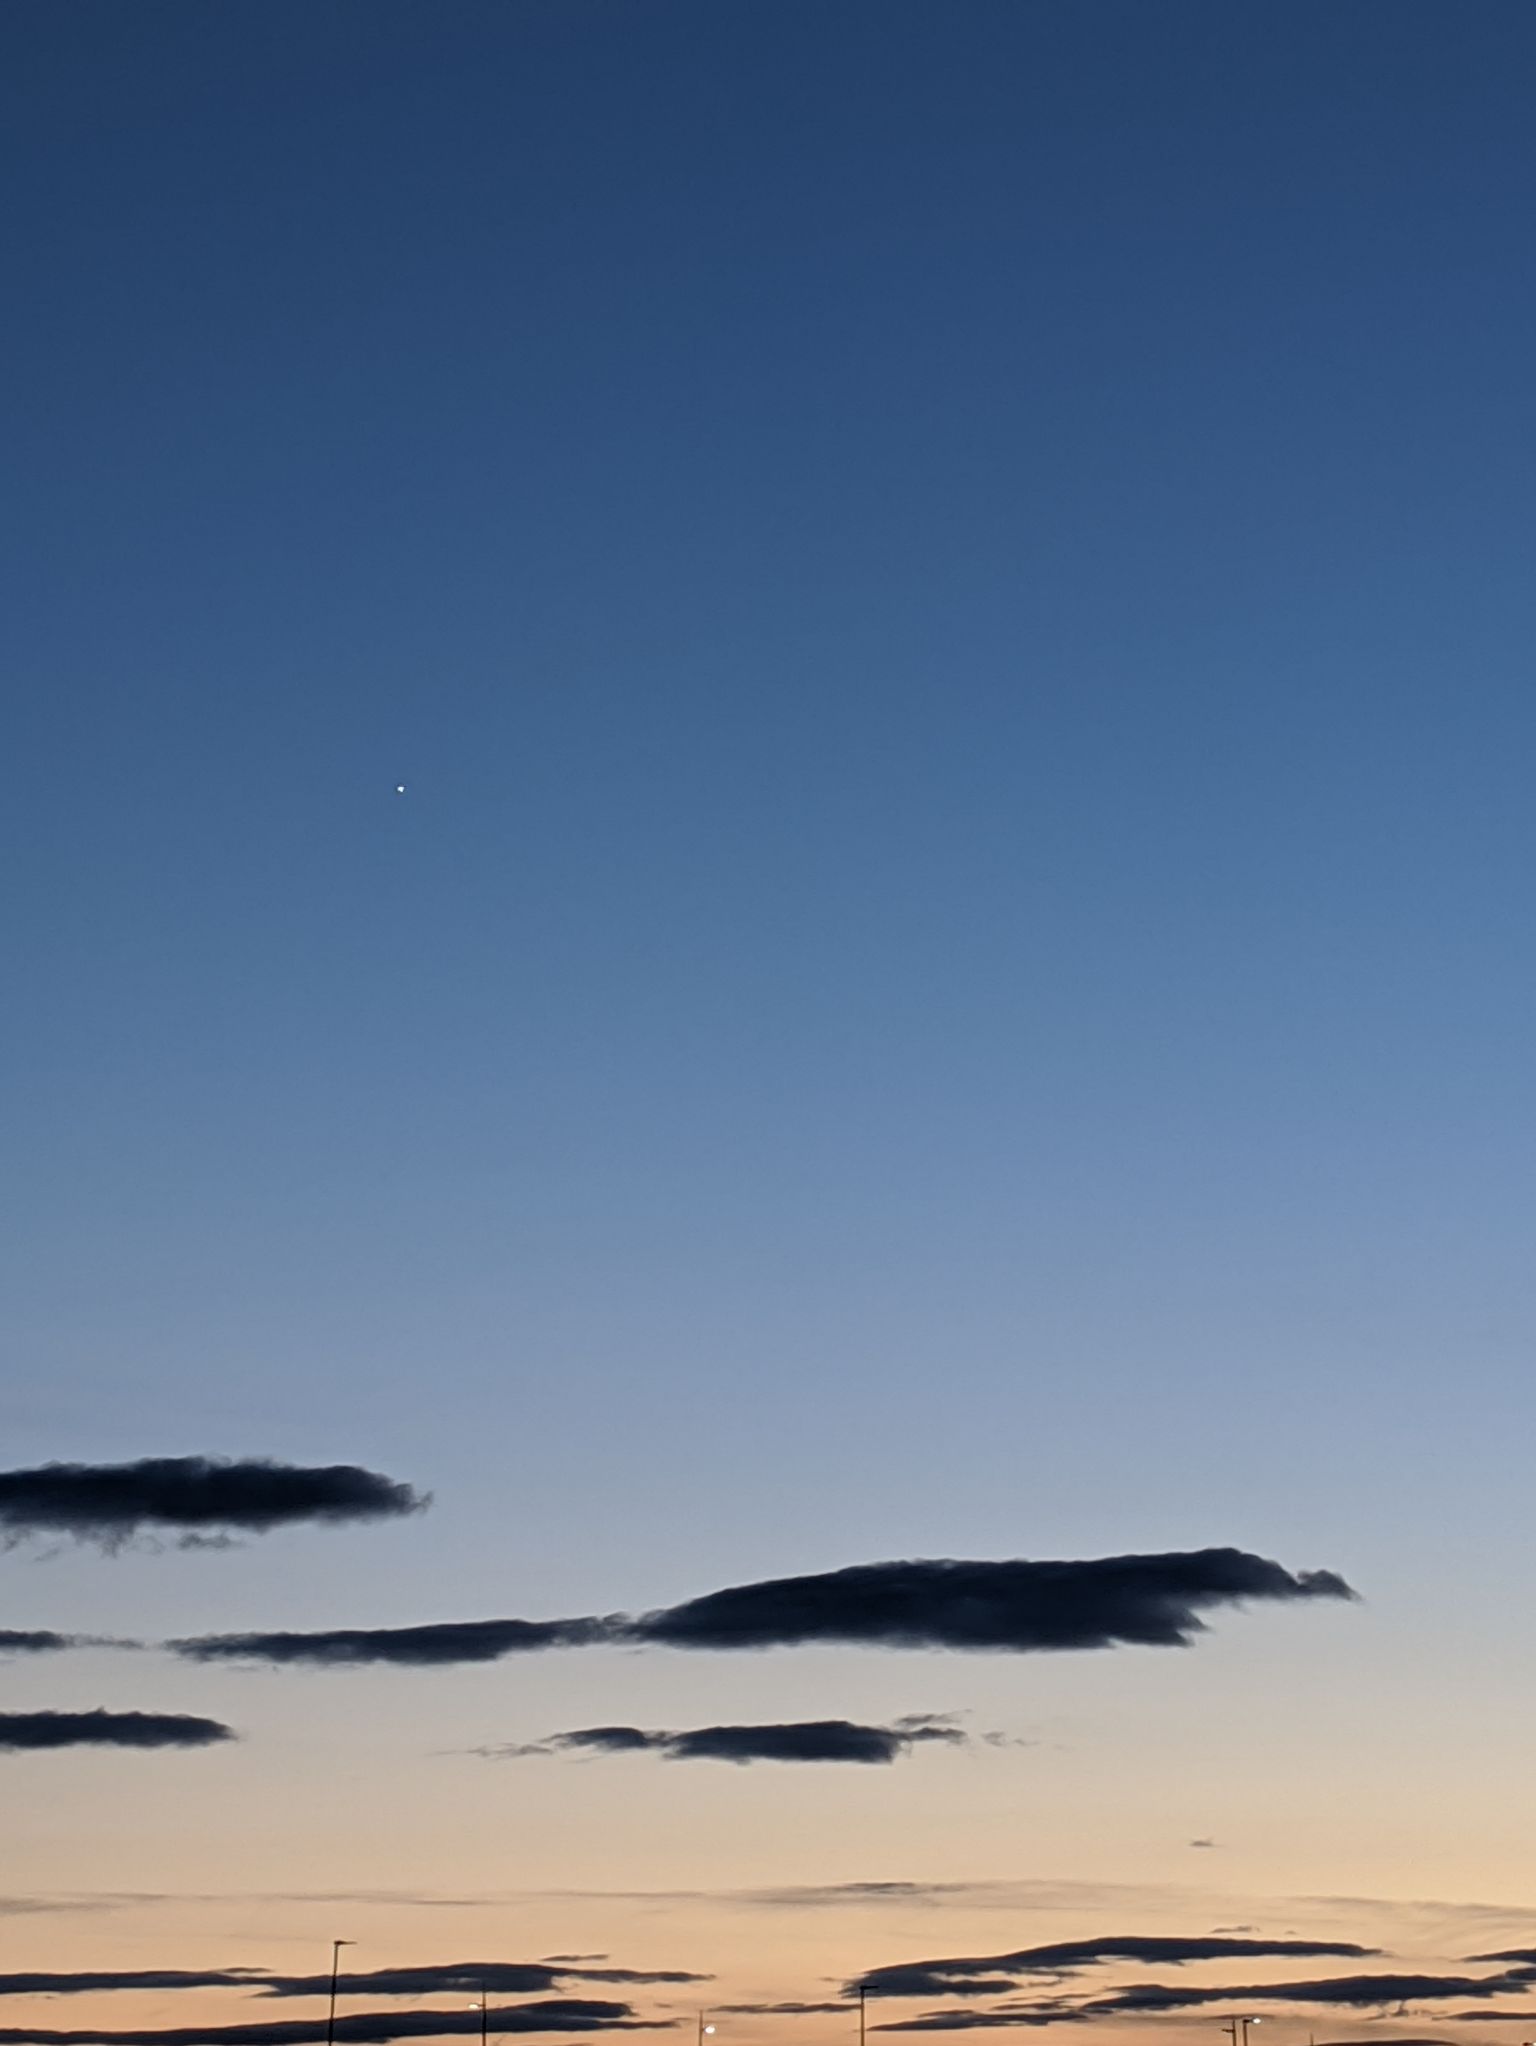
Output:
[[851, 1938, 1379, 1998], [169, 1549, 1352, 1667], [258, 1967, 705, 2000], [0, 1967, 701, 2003], [0, 1459, 425, 1548], [631, 1551, 1354, 1653], [173, 1619, 604, 1667], [1075, 1975, 1525, 2015], [1469, 1950, 1536, 1964], [0, 1976, 268, 1997], [872, 1976, 1530, 2034], [493, 1717, 966, 1766], [874, 2013, 1080, 2032], [0, 1712, 234, 1751], [0, 1633, 94, 1655], [0, 2007, 660, 2044]]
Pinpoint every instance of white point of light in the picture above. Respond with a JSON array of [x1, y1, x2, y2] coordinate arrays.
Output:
[[395, 784, 406, 794]]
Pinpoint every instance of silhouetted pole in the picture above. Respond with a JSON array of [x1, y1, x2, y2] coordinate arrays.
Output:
[[698, 2016, 716, 2046], [480, 1982, 488, 2046], [1221, 2020, 1261, 2046], [859, 1985, 867, 2046], [327, 1940, 355, 2046]]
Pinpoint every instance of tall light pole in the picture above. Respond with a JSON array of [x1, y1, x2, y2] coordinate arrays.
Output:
[[327, 1940, 355, 2046], [1221, 2018, 1262, 2046], [698, 2017, 715, 2046], [859, 1985, 867, 2046]]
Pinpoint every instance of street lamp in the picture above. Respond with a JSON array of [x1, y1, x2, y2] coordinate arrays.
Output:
[[859, 1984, 868, 2046], [697, 2018, 716, 2046], [1221, 2018, 1263, 2046], [326, 1941, 355, 2046]]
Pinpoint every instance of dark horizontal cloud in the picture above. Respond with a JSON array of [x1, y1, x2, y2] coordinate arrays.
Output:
[[0, 2003, 661, 2045], [258, 1967, 705, 2000], [1075, 1974, 1526, 2015], [173, 1619, 603, 1667], [871, 1976, 1532, 2035], [631, 1551, 1354, 1653], [851, 1938, 1379, 1999], [0, 1459, 425, 1548], [0, 1976, 269, 1997], [0, 1967, 702, 2003], [495, 1717, 967, 1766], [0, 1712, 234, 1751], [874, 2012, 1078, 2032], [169, 1548, 1353, 1667], [1470, 1950, 1536, 1964]]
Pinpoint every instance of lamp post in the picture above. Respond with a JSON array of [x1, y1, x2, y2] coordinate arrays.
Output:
[[698, 2017, 715, 2046], [859, 1985, 867, 2046], [326, 1942, 355, 2046], [1221, 2019, 1262, 2046]]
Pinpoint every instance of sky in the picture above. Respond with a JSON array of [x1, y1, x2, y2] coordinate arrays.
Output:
[[5, 1, 1536, 2043]]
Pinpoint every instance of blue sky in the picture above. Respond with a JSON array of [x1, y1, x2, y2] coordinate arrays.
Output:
[[5, 2, 1536, 2035]]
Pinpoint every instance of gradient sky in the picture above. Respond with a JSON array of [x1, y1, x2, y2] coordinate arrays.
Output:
[[7, 3, 1536, 2044]]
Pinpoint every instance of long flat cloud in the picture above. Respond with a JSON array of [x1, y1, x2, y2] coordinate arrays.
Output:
[[0, 1976, 269, 1997], [256, 1967, 706, 1999], [874, 2015, 1079, 2033], [0, 1967, 702, 2001], [1074, 1974, 1528, 2014], [0, 2004, 660, 2044], [870, 1975, 1534, 2030], [0, 1712, 234, 1751], [628, 1552, 1354, 1651], [0, 1459, 425, 1547], [491, 1717, 967, 1765], [169, 1548, 1353, 1666], [872, 1974, 1530, 2034], [851, 1937, 1379, 1998]]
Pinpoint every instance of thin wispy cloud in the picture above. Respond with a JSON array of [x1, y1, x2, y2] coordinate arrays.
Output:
[[713, 2007, 851, 2019], [0, 1712, 234, 1751], [0, 1633, 132, 1656], [168, 1549, 1353, 1666], [482, 1717, 968, 1766], [0, 1459, 425, 1550]]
